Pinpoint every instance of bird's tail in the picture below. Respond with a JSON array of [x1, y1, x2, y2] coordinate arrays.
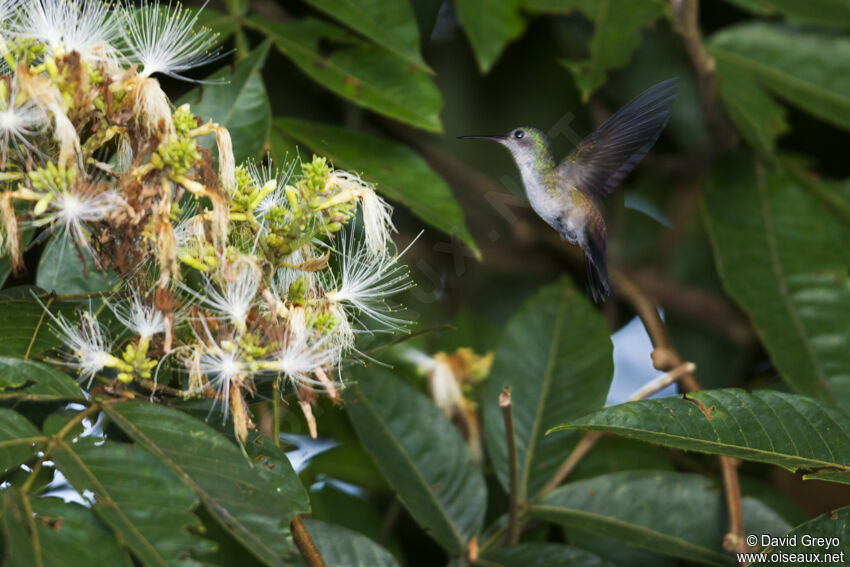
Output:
[[584, 227, 610, 303]]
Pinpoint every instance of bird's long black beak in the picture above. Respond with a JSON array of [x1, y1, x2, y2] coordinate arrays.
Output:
[[457, 135, 505, 142]]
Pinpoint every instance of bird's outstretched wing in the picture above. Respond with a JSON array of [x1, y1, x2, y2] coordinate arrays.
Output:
[[558, 78, 678, 200]]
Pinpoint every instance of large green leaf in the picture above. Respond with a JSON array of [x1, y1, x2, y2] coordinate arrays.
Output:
[[178, 41, 272, 165], [703, 153, 850, 398], [532, 471, 789, 566], [476, 543, 614, 566], [1, 490, 135, 567], [248, 17, 442, 132], [0, 357, 84, 401], [345, 367, 486, 555], [272, 117, 479, 257], [722, 0, 850, 29], [548, 0, 665, 101], [302, 519, 401, 567], [300, 0, 430, 72], [714, 59, 788, 157], [51, 438, 214, 567], [523, 0, 663, 100], [36, 234, 119, 295], [554, 389, 850, 482], [0, 295, 74, 357], [709, 23, 850, 130], [102, 402, 308, 567], [455, 0, 526, 73], [0, 408, 44, 474], [483, 279, 614, 501]]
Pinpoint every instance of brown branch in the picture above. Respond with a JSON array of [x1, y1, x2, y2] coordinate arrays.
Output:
[[612, 270, 701, 390], [721, 457, 746, 557], [613, 269, 745, 563], [622, 267, 754, 345], [539, 362, 696, 496], [500, 387, 520, 545], [671, 0, 737, 150], [291, 515, 326, 567]]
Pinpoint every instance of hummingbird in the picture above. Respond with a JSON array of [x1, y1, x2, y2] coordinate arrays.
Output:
[[460, 78, 678, 303]]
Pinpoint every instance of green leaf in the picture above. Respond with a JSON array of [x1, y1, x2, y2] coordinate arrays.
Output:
[[248, 17, 442, 132], [532, 471, 789, 566], [714, 59, 789, 157], [721, 0, 850, 29], [1, 490, 135, 567], [0, 295, 74, 357], [455, 0, 526, 73], [483, 279, 614, 501], [345, 367, 486, 554], [767, 506, 850, 556], [272, 117, 479, 257], [709, 23, 850, 130], [703, 153, 850, 398], [178, 41, 272, 165], [0, 357, 84, 401], [537, 0, 664, 101], [51, 438, 214, 567], [476, 543, 614, 566], [302, 519, 401, 567], [300, 0, 430, 72], [554, 388, 850, 481], [36, 234, 119, 295], [102, 401, 308, 567], [0, 408, 44, 474]]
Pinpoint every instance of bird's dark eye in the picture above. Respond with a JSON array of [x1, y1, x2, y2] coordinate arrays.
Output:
[[514, 130, 525, 139]]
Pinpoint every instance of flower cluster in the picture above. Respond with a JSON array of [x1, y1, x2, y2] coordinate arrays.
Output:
[[1, 0, 414, 442]]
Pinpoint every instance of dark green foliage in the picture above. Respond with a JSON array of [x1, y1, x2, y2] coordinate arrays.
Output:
[[3, 0, 850, 566]]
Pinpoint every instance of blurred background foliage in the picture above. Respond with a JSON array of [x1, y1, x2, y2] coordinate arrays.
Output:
[[5, 0, 850, 566], [167, 0, 850, 564]]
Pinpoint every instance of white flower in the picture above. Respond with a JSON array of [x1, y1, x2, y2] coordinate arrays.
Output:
[[12, 0, 121, 64], [120, 0, 220, 80], [189, 320, 252, 418], [38, 300, 116, 385], [249, 158, 297, 220], [32, 180, 119, 249], [0, 80, 46, 151], [180, 258, 259, 331], [110, 290, 165, 339], [322, 226, 415, 333], [329, 170, 396, 256], [403, 349, 463, 418], [265, 308, 335, 390], [0, 0, 22, 23]]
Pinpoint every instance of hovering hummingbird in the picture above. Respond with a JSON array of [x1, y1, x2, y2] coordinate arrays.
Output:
[[460, 78, 678, 302]]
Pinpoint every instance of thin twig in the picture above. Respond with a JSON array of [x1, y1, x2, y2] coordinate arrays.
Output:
[[539, 431, 603, 497], [273, 379, 281, 449], [539, 362, 696, 496], [670, 0, 737, 150], [612, 270, 701, 391], [627, 362, 696, 401], [721, 457, 746, 557], [500, 387, 520, 545], [613, 270, 745, 562], [291, 515, 326, 567]]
